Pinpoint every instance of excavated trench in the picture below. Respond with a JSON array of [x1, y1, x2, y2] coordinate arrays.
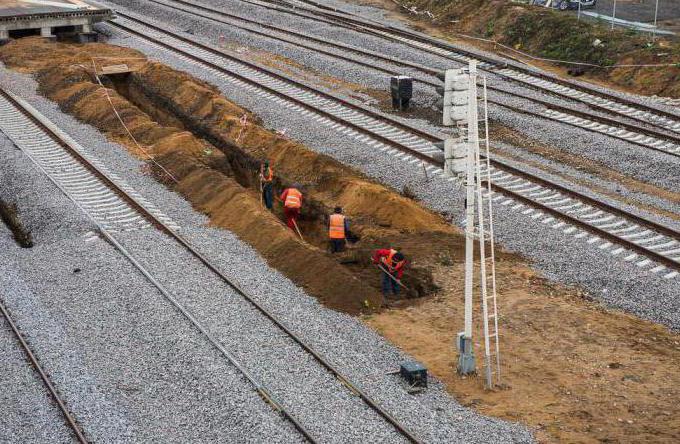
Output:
[[0, 38, 476, 314], [111, 67, 449, 299]]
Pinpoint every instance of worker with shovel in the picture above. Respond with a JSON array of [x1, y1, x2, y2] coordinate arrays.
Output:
[[372, 248, 407, 297], [328, 206, 350, 253], [280, 183, 303, 237], [259, 160, 274, 210]]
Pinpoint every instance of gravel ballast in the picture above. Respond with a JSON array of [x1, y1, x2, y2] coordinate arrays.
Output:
[[0, 225, 75, 444], [0, 72, 533, 441], [66, 17, 680, 330], [2, 2, 678, 440], [0, 131, 304, 442]]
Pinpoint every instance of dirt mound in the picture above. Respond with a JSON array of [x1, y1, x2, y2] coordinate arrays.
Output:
[[157, 151, 379, 312], [133, 62, 449, 233], [0, 38, 384, 312], [129, 61, 461, 296], [0, 37, 463, 309]]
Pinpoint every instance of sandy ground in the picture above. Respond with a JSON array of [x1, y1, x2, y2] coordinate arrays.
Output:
[[365, 260, 680, 443]]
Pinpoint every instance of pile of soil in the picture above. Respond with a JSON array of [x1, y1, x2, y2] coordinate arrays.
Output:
[[0, 198, 33, 248], [0, 37, 464, 311], [125, 59, 461, 297], [358, 0, 680, 98]]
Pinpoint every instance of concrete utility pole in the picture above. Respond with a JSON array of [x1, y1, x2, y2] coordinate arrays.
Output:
[[652, 0, 660, 42], [611, 0, 617, 30], [458, 61, 478, 376]]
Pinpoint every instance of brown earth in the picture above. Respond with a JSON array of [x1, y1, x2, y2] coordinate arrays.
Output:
[[0, 37, 464, 311], [5, 37, 680, 444], [352, 0, 680, 98], [366, 260, 680, 444], [0, 198, 33, 248]]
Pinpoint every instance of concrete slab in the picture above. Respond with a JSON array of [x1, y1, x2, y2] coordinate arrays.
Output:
[[0, 0, 113, 39], [0, 0, 105, 17]]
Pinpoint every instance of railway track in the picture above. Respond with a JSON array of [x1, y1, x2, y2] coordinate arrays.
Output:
[[0, 88, 423, 443], [145, 0, 680, 159], [0, 95, 179, 235], [0, 297, 89, 443], [107, 13, 680, 277], [236, 0, 680, 134]]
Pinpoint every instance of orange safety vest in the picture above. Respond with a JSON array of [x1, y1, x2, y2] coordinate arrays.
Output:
[[328, 214, 346, 239], [261, 166, 274, 183], [284, 188, 302, 209], [382, 249, 404, 271]]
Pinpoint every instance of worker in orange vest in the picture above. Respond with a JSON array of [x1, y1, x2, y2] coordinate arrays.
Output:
[[259, 160, 274, 210], [372, 248, 406, 296], [280, 184, 303, 230], [328, 207, 350, 253]]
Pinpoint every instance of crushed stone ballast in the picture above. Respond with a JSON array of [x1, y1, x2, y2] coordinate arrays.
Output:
[[241, 0, 680, 133], [0, 291, 88, 443], [0, 86, 424, 444], [146, 0, 680, 159], [104, 14, 680, 279]]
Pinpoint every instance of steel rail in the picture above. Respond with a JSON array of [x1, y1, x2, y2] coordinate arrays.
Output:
[[242, 0, 680, 131], [108, 15, 680, 273], [0, 87, 317, 444], [0, 298, 89, 444], [152, 0, 680, 158], [109, 15, 436, 155], [1, 81, 423, 444]]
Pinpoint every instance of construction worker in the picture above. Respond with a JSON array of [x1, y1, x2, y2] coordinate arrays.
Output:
[[280, 183, 303, 231], [328, 207, 349, 253], [372, 248, 406, 296], [259, 160, 274, 210]]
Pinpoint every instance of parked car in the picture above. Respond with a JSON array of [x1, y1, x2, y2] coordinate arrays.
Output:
[[531, 0, 597, 11]]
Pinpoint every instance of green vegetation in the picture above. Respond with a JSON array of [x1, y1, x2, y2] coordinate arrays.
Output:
[[502, 7, 653, 68], [395, 0, 680, 96]]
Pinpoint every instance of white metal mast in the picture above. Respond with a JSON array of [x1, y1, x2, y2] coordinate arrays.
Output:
[[476, 77, 501, 388], [457, 61, 501, 388]]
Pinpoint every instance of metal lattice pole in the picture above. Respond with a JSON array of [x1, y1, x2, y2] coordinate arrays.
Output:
[[469, 68, 493, 388]]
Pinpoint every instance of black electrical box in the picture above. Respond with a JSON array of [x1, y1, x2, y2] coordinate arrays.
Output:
[[400, 361, 427, 388], [390, 76, 413, 111]]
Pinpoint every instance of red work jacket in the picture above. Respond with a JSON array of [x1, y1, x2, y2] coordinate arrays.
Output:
[[372, 248, 405, 279]]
